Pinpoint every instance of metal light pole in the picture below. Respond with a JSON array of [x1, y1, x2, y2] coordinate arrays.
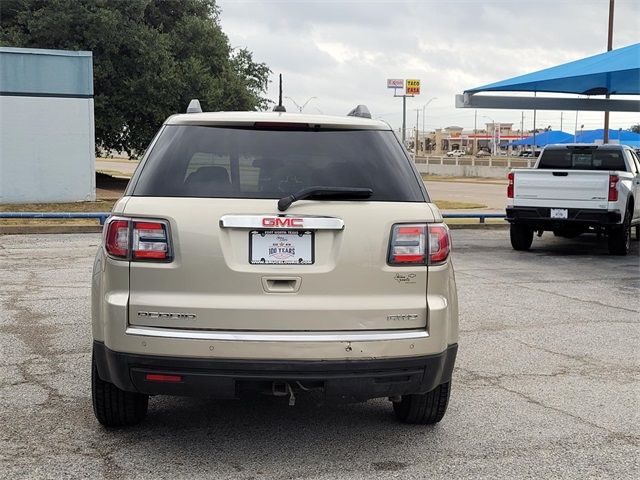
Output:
[[284, 96, 317, 112], [421, 97, 437, 153], [482, 115, 497, 155]]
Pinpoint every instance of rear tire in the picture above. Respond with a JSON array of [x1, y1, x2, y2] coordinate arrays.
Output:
[[608, 209, 631, 256], [92, 355, 148, 427], [510, 223, 534, 251], [393, 382, 450, 425]]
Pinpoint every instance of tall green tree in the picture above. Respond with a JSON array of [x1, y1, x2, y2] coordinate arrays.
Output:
[[1, 0, 271, 156]]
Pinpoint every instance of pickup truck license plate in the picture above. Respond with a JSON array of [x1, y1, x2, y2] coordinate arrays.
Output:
[[550, 208, 568, 219], [249, 230, 314, 265]]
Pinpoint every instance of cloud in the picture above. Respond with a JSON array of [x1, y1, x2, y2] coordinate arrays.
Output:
[[219, 0, 640, 132]]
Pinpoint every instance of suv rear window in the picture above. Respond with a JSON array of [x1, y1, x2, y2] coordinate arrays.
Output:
[[131, 125, 426, 202], [538, 148, 627, 171]]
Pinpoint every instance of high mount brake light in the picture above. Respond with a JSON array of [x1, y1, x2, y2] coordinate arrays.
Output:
[[608, 175, 619, 202], [104, 218, 171, 261], [253, 122, 311, 130], [388, 223, 451, 265], [507, 172, 514, 199]]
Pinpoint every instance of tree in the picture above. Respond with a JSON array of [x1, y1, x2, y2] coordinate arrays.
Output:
[[631, 124, 640, 134], [1, 0, 271, 156]]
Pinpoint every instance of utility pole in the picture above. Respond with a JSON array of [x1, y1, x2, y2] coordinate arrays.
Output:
[[521, 112, 524, 139], [415, 109, 419, 159], [603, 0, 615, 143], [560, 112, 563, 132], [473, 110, 477, 154]]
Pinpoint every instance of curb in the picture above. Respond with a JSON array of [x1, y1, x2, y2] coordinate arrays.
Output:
[[0, 225, 103, 235]]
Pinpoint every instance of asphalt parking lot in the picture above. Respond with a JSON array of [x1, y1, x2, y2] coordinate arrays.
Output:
[[1, 230, 638, 479]]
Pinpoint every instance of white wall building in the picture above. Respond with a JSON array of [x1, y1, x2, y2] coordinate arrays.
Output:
[[0, 47, 95, 203]]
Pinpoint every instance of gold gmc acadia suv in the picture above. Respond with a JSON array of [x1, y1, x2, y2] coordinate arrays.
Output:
[[91, 103, 459, 427]]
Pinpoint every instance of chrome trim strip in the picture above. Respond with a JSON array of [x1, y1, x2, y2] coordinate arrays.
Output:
[[126, 326, 428, 342], [219, 215, 344, 230]]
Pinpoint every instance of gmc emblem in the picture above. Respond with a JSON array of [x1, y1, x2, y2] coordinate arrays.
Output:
[[262, 217, 303, 228]]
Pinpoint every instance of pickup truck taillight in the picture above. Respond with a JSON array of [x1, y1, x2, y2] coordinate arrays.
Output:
[[507, 172, 514, 199], [608, 175, 619, 202], [388, 223, 451, 266], [104, 217, 171, 261]]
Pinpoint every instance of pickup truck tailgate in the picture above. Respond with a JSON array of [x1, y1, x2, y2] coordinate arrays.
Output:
[[513, 169, 610, 209]]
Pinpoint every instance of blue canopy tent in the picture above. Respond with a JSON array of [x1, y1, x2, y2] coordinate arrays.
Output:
[[505, 131, 574, 147], [456, 43, 640, 112], [568, 129, 640, 147]]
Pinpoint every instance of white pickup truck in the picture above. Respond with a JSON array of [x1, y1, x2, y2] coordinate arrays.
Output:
[[506, 144, 640, 255]]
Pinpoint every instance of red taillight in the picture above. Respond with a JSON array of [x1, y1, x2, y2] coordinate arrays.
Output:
[[427, 224, 451, 265], [507, 172, 514, 199], [105, 219, 129, 258], [389, 224, 427, 264], [608, 175, 619, 201], [104, 218, 171, 261], [145, 373, 182, 383], [388, 223, 451, 265], [132, 221, 169, 260]]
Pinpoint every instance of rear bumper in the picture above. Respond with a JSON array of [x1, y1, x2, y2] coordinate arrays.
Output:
[[506, 207, 621, 228], [93, 341, 457, 402]]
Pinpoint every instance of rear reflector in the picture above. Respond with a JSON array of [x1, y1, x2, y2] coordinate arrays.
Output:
[[145, 373, 182, 383]]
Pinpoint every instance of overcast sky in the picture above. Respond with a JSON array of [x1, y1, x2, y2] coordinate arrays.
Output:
[[218, 0, 639, 134]]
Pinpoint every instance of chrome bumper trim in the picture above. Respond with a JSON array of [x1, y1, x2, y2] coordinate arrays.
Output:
[[126, 326, 428, 342]]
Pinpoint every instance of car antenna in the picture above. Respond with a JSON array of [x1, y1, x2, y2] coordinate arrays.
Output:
[[273, 74, 286, 112]]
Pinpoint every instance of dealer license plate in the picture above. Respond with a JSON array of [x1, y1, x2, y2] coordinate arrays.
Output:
[[550, 208, 568, 219], [249, 230, 314, 265]]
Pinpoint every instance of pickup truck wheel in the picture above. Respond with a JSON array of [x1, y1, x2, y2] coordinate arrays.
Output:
[[92, 355, 148, 427], [510, 224, 533, 251], [607, 210, 631, 255], [393, 382, 450, 425]]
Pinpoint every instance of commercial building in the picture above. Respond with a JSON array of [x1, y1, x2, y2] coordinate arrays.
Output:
[[0, 47, 95, 203]]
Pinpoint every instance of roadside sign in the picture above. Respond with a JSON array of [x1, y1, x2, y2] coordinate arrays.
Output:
[[387, 78, 404, 89], [406, 79, 420, 95]]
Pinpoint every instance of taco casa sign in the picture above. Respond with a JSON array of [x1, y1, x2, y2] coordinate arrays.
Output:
[[406, 79, 421, 95]]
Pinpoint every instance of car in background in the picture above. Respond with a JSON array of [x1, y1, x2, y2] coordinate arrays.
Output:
[[446, 149, 466, 157], [475, 150, 491, 157], [506, 144, 640, 255]]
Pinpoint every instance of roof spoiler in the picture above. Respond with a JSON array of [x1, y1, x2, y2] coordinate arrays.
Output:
[[347, 105, 371, 119]]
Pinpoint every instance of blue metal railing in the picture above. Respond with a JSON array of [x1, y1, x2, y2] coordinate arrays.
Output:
[[0, 212, 111, 225], [0, 212, 507, 225], [442, 213, 506, 224]]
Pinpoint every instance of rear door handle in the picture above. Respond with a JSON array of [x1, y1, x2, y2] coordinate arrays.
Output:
[[261, 277, 301, 293]]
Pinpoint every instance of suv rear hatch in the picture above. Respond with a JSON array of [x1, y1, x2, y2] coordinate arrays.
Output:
[[122, 123, 434, 332]]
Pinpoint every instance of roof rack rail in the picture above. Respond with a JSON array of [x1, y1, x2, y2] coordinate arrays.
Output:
[[186, 99, 202, 113], [347, 105, 371, 119]]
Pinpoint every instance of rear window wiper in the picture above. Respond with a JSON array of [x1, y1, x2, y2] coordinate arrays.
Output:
[[277, 186, 373, 211]]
